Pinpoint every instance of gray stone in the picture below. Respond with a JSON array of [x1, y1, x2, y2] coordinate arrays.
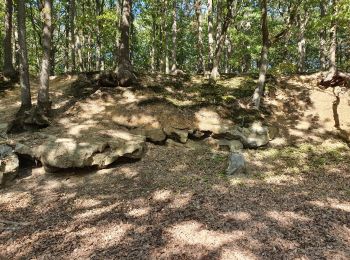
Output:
[[0, 145, 19, 186], [226, 152, 246, 175], [15, 131, 146, 171], [164, 126, 188, 144], [131, 128, 166, 143]]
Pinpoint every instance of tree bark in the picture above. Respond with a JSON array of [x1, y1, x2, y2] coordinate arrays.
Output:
[[252, 0, 269, 109], [3, 0, 15, 77], [69, 0, 76, 72], [150, 14, 156, 73], [327, 0, 338, 79], [17, 0, 32, 110], [117, 0, 135, 86], [297, 12, 308, 74], [320, 1, 327, 70], [207, 0, 214, 71], [195, 0, 205, 73], [171, 0, 177, 74], [38, 0, 53, 113], [210, 0, 237, 81]]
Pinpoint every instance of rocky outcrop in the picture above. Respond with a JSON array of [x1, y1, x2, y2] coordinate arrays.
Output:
[[131, 128, 166, 143], [15, 131, 146, 172], [0, 145, 19, 186], [164, 127, 188, 144]]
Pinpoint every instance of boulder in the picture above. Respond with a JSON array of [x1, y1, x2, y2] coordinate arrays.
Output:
[[164, 126, 188, 144], [226, 152, 246, 175], [0, 145, 19, 186], [214, 122, 270, 148], [131, 128, 166, 143], [15, 131, 146, 172]]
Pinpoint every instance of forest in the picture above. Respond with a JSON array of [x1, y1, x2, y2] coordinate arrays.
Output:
[[0, 0, 350, 259]]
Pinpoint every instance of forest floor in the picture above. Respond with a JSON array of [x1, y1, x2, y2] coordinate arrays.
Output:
[[0, 73, 350, 259]]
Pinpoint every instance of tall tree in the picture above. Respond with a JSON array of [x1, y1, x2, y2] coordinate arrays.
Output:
[[207, 0, 214, 71], [3, 0, 15, 77], [195, 0, 205, 73], [252, 0, 269, 109], [69, 0, 76, 71], [117, 0, 135, 86], [297, 8, 309, 74], [326, 0, 338, 79], [170, 0, 177, 74], [17, 0, 32, 110], [319, 1, 327, 70], [37, 0, 53, 114], [210, 0, 238, 81]]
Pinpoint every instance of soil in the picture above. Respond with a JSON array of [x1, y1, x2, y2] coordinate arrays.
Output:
[[0, 73, 349, 259]]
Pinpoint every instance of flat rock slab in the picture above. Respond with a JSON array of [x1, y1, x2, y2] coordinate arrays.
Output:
[[14, 129, 146, 171]]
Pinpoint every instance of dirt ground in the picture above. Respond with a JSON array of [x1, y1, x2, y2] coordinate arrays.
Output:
[[1, 73, 350, 259]]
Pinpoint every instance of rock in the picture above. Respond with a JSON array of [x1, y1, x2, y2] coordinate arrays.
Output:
[[226, 152, 246, 175], [131, 128, 166, 143], [222, 122, 270, 149], [0, 145, 19, 186], [164, 126, 188, 143], [207, 138, 243, 152], [195, 108, 234, 136], [15, 131, 146, 171], [0, 123, 9, 139]]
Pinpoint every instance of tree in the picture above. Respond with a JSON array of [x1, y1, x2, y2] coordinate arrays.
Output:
[[117, 0, 135, 86], [170, 0, 177, 74], [37, 0, 53, 114], [326, 0, 338, 80], [17, 0, 32, 111], [3, 0, 15, 77], [195, 0, 205, 73]]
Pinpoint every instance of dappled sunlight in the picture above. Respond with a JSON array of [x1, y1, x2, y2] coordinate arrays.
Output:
[[266, 211, 312, 227], [152, 189, 172, 202], [166, 221, 246, 248], [309, 199, 350, 213]]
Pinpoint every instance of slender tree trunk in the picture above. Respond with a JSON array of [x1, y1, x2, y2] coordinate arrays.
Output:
[[64, 3, 70, 73], [96, 0, 103, 71], [297, 13, 308, 74], [3, 0, 15, 77], [171, 0, 177, 74], [207, 0, 214, 71], [17, 0, 32, 110], [117, 0, 135, 86], [320, 1, 327, 70], [38, 0, 53, 113], [210, 0, 237, 81], [195, 0, 205, 73], [252, 0, 269, 109], [327, 0, 338, 79], [151, 15, 156, 73], [69, 0, 76, 72]]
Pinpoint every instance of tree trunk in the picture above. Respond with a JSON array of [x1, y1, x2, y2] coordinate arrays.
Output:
[[151, 14, 156, 73], [210, 0, 237, 81], [3, 0, 15, 77], [195, 0, 205, 73], [96, 0, 104, 71], [252, 0, 269, 109], [171, 0, 177, 74], [17, 0, 32, 110], [207, 0, 214, 71], [64, 2, 69, 73], [117, 0, 135, 86], [327, 0, 337, 79], [38, 0, 53, 114], [320, 1, 327, 70], [69, 0, 76, 72], [297, 12, 308, 74]]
